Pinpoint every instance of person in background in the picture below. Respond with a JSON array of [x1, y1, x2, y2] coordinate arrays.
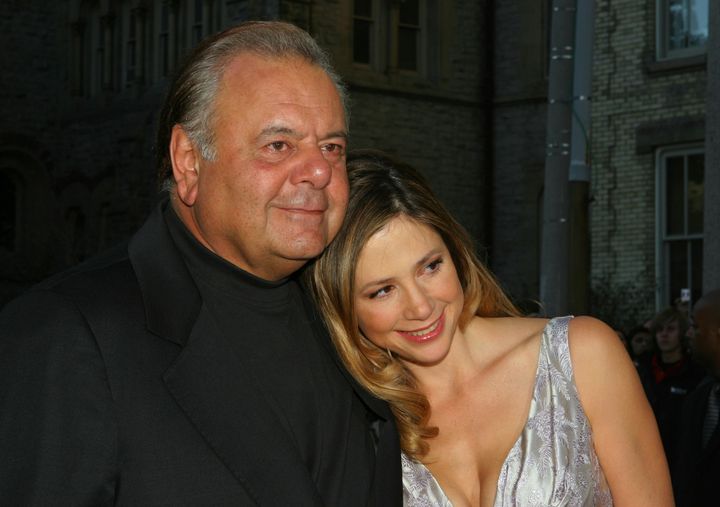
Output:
[[628, 324, 655, 367], [637, 307, 705, 472], [308, 150, 673, 506], [673, 288, 720, 507], [0, 22, 400, 505]]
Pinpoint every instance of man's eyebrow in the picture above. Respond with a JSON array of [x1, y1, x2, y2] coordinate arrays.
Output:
[[256, 125, 348, 142], [324, 130, 348, 141], [257, 125, 297, 140]]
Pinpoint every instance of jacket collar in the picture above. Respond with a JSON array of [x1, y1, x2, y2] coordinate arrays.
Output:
[[127, 200, 401, 504]]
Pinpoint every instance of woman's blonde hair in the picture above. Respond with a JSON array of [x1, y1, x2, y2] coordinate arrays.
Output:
[[307, 150, 519, 459]]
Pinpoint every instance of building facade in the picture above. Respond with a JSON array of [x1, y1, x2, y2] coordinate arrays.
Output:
[[2, 1, 716, 325], [591, 0, 711, 326], [491, 0, 716, 327], [0, 0, 491, 305]]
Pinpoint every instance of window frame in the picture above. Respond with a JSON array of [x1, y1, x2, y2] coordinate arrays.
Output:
[[656, 0, 709, 61], [351, 0, 428, 76], [655, 144, 705, 309]]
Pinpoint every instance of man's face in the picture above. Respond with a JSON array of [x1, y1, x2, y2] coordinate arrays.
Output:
[[178, 54, 348, 280], [655, 318, 683, 354], [688, 301, 720, 372]]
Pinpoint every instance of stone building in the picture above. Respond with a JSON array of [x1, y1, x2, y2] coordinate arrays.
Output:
[[0, 0, 491, 305], [490, 0, 716, 326], [590, 0, 713, 326], [2, 1, 716, 324]]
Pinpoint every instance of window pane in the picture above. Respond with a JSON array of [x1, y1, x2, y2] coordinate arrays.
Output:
[[398, 27, 418, 70], [354, 0, 372, 17], [399, 0, 419, 25], [687, 153, 704, 234], [689, 0, 709, 47], [668, 0, 708, 50], [665, 155, 684, 235], [353, 19, 371, 64], [0, 172, 16, 252], [691, 238, 703, 304], [668, 240, 687, 304]]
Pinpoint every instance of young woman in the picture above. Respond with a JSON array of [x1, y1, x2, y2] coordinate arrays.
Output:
[[308, 150, 673, 506]]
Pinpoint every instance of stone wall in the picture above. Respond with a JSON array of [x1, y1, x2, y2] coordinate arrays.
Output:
[[591, 0, 707, 319]]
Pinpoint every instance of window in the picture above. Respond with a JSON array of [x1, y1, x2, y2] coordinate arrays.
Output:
[[397, 0, 420, 71], [71, 0, 228, 93], [70, 21, 87, 95], [123, 5, 147, 86], [657, 0, 709, 60], [656, 146, 704, 308], [191, 0, 204, 45], [159, 2, 174, 78], [353, 0, 374, 65], [99, 15, 115, 90], [186, 0, 223, 48], [0, 170, 18, 253], [352, 0, 427, 74]]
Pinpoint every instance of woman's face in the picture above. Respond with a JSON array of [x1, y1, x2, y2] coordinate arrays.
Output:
[[630, 330, 653, 356], [655, 319, 682, 354], [353, 216, 464, 367]]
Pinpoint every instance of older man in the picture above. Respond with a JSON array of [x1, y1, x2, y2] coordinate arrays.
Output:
[[673, 288, 720, 507], [0, 22, 400, 506]]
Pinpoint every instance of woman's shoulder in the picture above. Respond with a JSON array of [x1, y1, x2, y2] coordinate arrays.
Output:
[[566, 316, 640, 412], [566, 315, 626, 360]]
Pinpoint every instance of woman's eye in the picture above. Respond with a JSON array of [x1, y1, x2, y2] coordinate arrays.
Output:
[[425, 258, 443, 273], [369, 286, 393, 299]]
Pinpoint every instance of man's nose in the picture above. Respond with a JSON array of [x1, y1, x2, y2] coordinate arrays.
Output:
[[291, 147, 332, 188]]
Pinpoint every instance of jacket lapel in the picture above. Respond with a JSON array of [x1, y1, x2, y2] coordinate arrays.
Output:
[[163, 306, 323, 505], [697, 383, 720, 466], [299, 282, 403, 506], [129, 203, 323, 505]]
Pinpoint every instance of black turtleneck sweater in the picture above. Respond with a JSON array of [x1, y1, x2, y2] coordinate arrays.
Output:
[[165, 207, 375, 505]]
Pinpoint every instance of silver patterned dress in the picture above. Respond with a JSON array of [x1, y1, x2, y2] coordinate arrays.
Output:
[[402, 316, 614, 506]]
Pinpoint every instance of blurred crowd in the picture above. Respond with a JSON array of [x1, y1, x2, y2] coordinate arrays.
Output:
[[611, 288, 720, 507]]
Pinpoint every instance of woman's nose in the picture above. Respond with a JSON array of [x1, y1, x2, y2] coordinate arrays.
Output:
[[403, 285, 434, 321]]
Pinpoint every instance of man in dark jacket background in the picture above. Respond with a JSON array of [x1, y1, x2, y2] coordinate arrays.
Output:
[[673, 288, 720, 507]]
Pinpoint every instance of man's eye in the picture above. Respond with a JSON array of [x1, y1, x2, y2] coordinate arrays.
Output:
[[268, 141, 288, 151], [322, 143, 345, 156]]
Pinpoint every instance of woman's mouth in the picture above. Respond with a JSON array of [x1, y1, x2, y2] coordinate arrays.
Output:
[[398, 313, 445, 343]]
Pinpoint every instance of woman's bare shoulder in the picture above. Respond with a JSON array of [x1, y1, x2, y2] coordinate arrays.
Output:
[[566, 315, 627, 360]]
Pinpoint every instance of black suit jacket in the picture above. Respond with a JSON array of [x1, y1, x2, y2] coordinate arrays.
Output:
[[0, 204, 401, 506], [672, 378, 720, 507]]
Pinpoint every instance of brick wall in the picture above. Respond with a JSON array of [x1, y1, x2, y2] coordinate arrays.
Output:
[[591, 0, 706, 320], [0, 0, 490, 305]]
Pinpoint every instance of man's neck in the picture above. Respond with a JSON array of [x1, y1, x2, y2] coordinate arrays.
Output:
[[660, 349, 683, 364]]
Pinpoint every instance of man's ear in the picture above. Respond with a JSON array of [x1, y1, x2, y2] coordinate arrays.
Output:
[[170, 125, 201, 206]]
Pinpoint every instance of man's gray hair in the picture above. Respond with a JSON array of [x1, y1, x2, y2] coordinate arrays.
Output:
[[156, 20, 348, 186]]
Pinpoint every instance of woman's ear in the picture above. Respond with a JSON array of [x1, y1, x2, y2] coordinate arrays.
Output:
[[169, 125, 201, 206]]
